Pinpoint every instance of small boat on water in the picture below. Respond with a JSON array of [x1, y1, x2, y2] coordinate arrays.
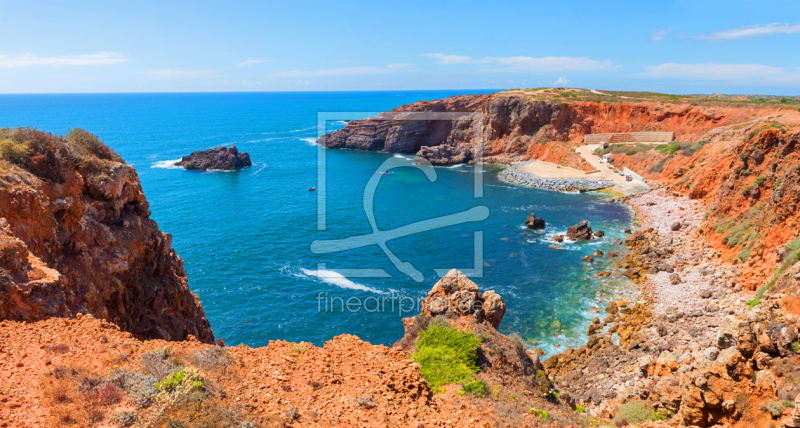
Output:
[[308, 187, 316, 191]]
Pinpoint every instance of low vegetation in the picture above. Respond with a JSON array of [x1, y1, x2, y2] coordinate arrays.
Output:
[[612, 400, 666, 425], [411, 319, 482, 393], [748, 236, 800, 308], [42, 345, 252, 427]]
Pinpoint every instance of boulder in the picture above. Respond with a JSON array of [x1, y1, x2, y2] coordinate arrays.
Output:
[[552, 235, 565, 243], [625, 230, 644, 245], [421, 269, 505, 329], [671, 221, 682, 231], [782, 394, 800, 428], [415, 144, 472, 166], [566, 220, 593, 241], [717, 316, 756, 356], [582, 256, 593, 262], [482, 290, 506, 329], [524, 213, 546, 229], [669, 273, 681, 285], [594, 230, 605, 238], [176, 145, 252, 171]]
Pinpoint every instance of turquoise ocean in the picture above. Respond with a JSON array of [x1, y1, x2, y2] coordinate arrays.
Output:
[[0, 91, 633, 356]]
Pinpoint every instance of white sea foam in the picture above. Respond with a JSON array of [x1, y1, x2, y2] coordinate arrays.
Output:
[[300, 137, 317, 146], [392, 154, 414, 161], [151, 159, 183, 169], [300, 268, 386, 294], [251, 162, 267, 175]]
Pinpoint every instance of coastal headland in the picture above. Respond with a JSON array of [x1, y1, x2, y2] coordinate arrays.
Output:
[[3, 89, 800, 427]]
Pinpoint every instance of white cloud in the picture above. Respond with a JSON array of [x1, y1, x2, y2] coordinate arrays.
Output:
[[144, 69, 216, 79], [691, 22, 800, 41], [553, 76, 569, 86], [651, 27, 671, 42], [0, 52, 129, 68], [637, 62, 800, 85], [479, 56, 614, 73], [238, 58, 268, 67], [269, 64, 411, 78], [421, 53, 472, 64]]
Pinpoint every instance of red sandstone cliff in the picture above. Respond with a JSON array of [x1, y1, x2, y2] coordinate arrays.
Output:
[[319, 93, 767, 169], [0, 128, 213, 343]]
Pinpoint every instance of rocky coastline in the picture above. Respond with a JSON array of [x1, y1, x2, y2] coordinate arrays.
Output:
[[539, 186, 800, 427], [499, 162, 614, 191]]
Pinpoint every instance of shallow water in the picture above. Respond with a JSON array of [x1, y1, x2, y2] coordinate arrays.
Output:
[[0, 91, 634, 356]]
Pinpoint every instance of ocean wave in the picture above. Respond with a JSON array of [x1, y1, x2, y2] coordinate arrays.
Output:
[[151, 159, 182, 169], [392, 153, 414, 160], [251, 162, 267, 175], [300, 137, 317, 146], [300, 268, 386, 294]]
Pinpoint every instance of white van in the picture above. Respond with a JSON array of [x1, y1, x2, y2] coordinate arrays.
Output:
[[602, 153, 613, 163]]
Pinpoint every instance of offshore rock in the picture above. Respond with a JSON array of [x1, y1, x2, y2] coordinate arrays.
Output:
[[415, 143, 472, 165], [567, 220, 593, 241], [525, 213, 546, 229], [176, 145, 252, 171]]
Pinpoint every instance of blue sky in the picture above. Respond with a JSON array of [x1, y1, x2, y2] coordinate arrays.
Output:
[[1, 0, 800, 94]]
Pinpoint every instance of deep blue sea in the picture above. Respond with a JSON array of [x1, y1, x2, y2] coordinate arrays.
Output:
[[0, 91, 633, 356]]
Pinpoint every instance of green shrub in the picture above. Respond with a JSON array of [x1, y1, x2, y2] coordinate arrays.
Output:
[[458, 379, 488, 398], [754, 176, 766, 186], [725, 221, 754, 247], [613, 400, 665, 424], [411, 320, 482, 393], [0, 138, 30, 164], [156, 369, 204, 392], [737, 246, 752, 261], [742, 169, 750, 176], [68, 128, 122, 162], [575, 405, 587, 413], [625, 150, 637, 156], [747, 236, 800, 308], [529, 408, 551, 421]]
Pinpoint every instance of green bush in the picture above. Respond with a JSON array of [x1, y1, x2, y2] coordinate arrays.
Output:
[[754, 176, 766, 185], [792, 342, 800, 353], [625, 150, 637, 156], [411, 320, 482, 393], [725, 220, 754, 247], [458, 379, 488, 398], [69, 128, 121, 162], [575, 404, 587, 413], [737, 246, 752, 261], [613, 400, 666, 424], [714, 218, 736, 234], [529, 408, 551, 421], [0, 138, 30, 164], [747, 235, 800, 308]]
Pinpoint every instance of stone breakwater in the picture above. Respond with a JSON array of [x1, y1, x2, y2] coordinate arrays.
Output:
[[499, 162, 614, 191]]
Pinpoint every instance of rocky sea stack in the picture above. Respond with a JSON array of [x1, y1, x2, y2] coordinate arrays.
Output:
[[175, 145, 252, 171], [525, 213, 546, 229]]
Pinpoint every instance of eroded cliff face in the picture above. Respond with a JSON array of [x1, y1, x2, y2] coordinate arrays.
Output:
[[0, 128, 213, 343], [319, 93, 754, 167]]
